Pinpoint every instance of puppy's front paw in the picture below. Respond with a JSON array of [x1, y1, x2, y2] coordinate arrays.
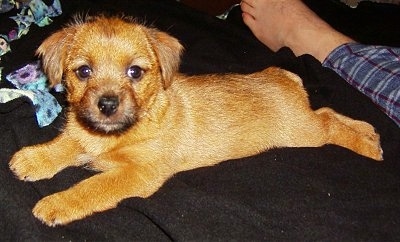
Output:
[[32, 193, 77, 227], [10, 146, 58, 181], [33, 192, 91, 227]]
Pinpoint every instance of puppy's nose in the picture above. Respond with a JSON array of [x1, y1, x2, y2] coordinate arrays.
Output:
[[98, 96, 119, 116]]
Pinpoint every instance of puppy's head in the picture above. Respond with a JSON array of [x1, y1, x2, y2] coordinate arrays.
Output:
[[37, 15, 183, 134]]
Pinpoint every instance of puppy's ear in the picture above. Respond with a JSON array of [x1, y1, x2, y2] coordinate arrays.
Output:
[[36, 27, 76, 87], [147, 28, 183, 89]]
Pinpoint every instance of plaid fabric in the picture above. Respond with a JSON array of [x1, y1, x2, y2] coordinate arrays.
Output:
[[323, 43, 400, 127]]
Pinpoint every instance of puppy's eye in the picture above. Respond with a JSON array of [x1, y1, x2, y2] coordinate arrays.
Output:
[[76, 65, 92, 80], [127, 65, 143, 80]]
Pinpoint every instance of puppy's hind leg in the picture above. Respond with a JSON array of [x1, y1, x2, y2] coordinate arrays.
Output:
[[314, 107, 383, 161]]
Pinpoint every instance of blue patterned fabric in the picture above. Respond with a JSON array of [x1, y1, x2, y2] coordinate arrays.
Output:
[[0, 0, 62, 79], [0, 0, 62, 127], [0, 60, 63, 127]]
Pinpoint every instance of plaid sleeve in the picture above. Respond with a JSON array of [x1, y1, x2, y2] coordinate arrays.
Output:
[[322, 43, 400, 127]]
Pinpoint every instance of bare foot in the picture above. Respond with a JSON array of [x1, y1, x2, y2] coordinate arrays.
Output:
[[240, 0, 354, 62]]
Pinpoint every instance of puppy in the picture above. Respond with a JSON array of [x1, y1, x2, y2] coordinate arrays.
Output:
[[9, 16, 382, 226]]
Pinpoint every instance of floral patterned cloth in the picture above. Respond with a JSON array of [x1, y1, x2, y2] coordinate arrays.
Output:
[[0, 0, 62, 127]]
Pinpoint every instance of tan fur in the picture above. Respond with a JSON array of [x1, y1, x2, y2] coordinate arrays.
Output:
[[9, 16, 382, 226]]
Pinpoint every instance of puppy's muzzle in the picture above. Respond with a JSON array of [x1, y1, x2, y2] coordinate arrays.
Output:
[[76, 90, 137, 135], [98, 96, 119, 117]]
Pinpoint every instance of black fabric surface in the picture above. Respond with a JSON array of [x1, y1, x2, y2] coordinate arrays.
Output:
[[1, 0, 399, 240]]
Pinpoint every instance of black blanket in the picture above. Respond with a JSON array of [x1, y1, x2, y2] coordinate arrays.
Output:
[[1, 0, 399, 240]]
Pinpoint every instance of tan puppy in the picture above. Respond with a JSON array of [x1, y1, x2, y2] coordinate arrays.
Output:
[[9, 16, 382, 226]]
